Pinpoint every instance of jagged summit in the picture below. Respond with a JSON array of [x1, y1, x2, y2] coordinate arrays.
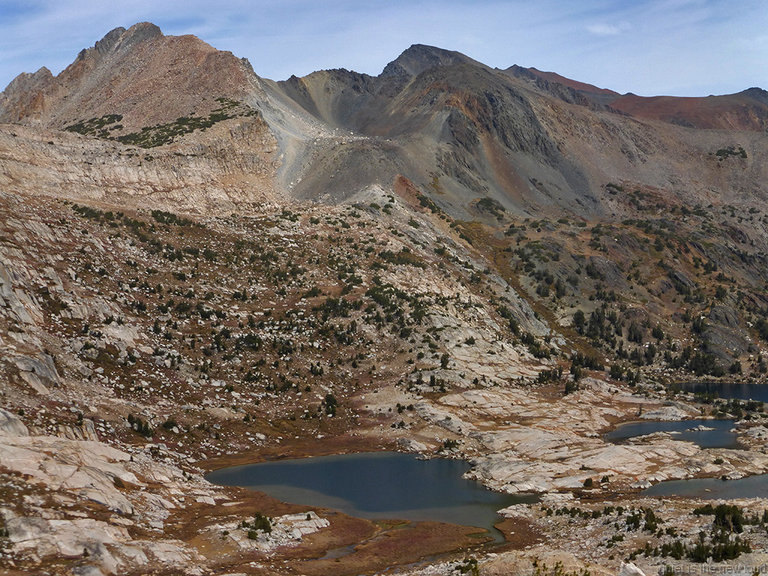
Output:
[[4, 65, 53, 89], [381, 44, 481, 78], [741, 86, 768, 103], [87, 22, 163, 57]]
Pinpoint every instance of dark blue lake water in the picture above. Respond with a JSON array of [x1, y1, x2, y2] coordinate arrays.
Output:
[[605, 419, 738, 449], [672, 381, 768, 403], [644, 474, 768, 499], [206, 451, 536, 540]]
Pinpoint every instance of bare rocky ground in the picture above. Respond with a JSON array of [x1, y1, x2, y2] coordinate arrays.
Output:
[[0, 162, 542, 574], [2, 151, 768, 575]]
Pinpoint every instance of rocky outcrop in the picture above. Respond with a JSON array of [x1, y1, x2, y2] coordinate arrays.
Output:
[[618, 561, 647, 576], [14, 353, 61, 395], [0, 422, 334, 574], [0, 67, 54, 124], [0, 423, 234, 574], [208, 511, 329, 552], [420, 378, 768, 494], [0, 121, 280, 213], [703, 304, 752, 361]]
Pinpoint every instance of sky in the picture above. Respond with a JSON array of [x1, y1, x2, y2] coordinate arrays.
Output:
[[0, 0, 766, 97]]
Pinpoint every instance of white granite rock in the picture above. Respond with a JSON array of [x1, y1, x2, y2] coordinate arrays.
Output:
[[618, 561, 647, 576]]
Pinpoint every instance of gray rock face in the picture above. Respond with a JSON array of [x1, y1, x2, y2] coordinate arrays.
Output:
[[0, 408, 28, 436], [618, 562, 647, 576], [0, 259, 37, 325], [98, 23, 162, 55], [380, 44, 479, 79], [708, 304, 740, 328], [14, 353, 61, 391], [703, 304, 752, 361], [587, 255, 627, 289], [667, 269, 695, 291]]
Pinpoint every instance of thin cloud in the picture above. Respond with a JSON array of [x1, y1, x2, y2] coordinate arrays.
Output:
[[586, 22, 631, 36]]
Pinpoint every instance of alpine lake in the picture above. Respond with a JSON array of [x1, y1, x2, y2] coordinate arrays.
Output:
[[206, 451, 537, 542], [207, 382, 768, 534]]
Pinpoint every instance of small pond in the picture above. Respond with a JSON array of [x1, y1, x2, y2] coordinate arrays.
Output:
[[670, 381, 768, 403], [206, 451, 536, 542], [644, 473, 768, 499], [605, 419, 738, 449]]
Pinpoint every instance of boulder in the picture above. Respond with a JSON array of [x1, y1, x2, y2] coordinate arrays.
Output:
[[14, 353, 61, 395], [0, 408, 28, 436]]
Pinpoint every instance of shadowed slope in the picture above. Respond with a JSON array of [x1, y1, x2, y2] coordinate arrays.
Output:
[[273, 44, 768, 218]]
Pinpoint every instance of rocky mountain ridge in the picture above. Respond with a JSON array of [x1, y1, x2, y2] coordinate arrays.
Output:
[[4, 27, 768, 219], [270, 42, 768, 217]]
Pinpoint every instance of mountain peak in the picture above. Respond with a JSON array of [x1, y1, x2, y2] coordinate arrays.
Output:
[[741, 87, 768, 103], [121, 22, 163, 45], [0, 22, 252, 130], [381, 44, 477, 78], [0, 66, 54, 121], [85, 22, 163, 59]]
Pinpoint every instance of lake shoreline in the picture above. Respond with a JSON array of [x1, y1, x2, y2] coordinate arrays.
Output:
[[206, 451, 538, 544]]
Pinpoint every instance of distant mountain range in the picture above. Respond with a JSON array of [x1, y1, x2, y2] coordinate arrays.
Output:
[[3, 23, 767, 220]]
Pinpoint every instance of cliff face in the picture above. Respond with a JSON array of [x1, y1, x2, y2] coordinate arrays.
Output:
[[0, 119, 279, 214], [0, 66, 55, 124]]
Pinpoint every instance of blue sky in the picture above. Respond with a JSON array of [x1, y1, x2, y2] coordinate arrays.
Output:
[[0, 0, 766, 97]]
